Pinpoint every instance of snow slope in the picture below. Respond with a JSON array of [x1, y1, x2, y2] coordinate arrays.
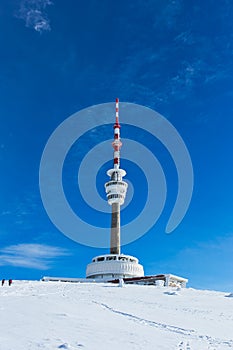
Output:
[[0, 281, 232, 350]]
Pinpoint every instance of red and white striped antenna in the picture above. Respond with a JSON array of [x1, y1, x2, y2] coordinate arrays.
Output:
[[115, 97, 119, 125], [112, 98, 122, 169]]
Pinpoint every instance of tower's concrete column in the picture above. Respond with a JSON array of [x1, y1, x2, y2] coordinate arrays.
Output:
[[110, 203, 120, 254]]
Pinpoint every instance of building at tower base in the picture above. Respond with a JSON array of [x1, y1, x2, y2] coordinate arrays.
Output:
[[86, 254, 144, 280], [42, 273, 188, 288]]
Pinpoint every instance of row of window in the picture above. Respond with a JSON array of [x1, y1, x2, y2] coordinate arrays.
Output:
[[107, 194, 124, 199], [105, 181, 127, 187], [87, 274, 127, 279], [92, 256, 137, 263]]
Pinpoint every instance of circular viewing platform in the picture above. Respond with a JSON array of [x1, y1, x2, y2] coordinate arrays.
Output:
[[86, 254, 144, 280], [105, 180, 128, 205]]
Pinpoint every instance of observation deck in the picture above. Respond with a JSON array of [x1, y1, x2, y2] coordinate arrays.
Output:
[[105, 180, 128, 205]]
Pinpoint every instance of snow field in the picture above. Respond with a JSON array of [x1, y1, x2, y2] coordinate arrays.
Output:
[[0, 281, 232, 350]]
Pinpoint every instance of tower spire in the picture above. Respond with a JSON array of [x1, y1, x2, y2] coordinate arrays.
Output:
[[112, 98, 122, 169], [105, 98, 128, 254], [115, 97, 119, 124]]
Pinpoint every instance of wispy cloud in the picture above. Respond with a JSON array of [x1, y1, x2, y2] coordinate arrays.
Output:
[[174, 30, 194, 45], [169, 59, 204, 97], [156, 0, 183, 30], [17, 0, 53, 33], [0, 244, 70, 270]]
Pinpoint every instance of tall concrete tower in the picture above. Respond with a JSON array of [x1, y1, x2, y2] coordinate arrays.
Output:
[[86, 99, 144, 280], [105, 98, 128, 254]]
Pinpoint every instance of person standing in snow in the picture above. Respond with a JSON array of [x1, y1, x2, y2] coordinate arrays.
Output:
[[1, 279, 5, 286], [8, 279, 12, 286]]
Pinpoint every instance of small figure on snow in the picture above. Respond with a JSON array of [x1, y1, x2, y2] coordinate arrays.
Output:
[[8, 279, 12, 286], [1, 279, 5, 286]]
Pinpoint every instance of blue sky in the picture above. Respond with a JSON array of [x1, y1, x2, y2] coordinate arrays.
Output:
[[0, 0, 233, 291]]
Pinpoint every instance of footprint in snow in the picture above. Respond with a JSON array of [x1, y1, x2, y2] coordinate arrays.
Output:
[[177, 341, 191, 349], [58, 343, 84, 349], [58, 344, 70, 349], [164, 291, 179, 296]]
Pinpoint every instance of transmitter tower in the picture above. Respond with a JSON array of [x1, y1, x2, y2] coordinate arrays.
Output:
[[86, 99, 144, 280], [105, 98, 128, 254]]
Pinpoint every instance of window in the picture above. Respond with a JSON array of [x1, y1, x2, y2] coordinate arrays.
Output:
[[97, 257, 105, 262], [118, 256, 128, 261]]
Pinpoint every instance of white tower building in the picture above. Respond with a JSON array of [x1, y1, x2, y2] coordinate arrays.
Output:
[[86, 98, 144, 280]]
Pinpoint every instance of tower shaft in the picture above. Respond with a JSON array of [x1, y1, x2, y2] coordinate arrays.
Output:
[[110, 203, 120, 254]]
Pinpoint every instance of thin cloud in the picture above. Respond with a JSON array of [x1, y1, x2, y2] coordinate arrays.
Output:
[[0, 243, 70, 270], [169, 60, 203, 97], [158, 0, 183, 30], [174, 30, 194, 45], [17, 0, 53, 33]]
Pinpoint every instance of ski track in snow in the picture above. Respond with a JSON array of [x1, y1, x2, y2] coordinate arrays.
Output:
[[94, 301, 195, 336], [96, 301, 233, 349]]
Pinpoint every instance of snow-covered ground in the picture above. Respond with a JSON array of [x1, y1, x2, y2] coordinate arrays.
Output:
[[0, 281, 233, 350]]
